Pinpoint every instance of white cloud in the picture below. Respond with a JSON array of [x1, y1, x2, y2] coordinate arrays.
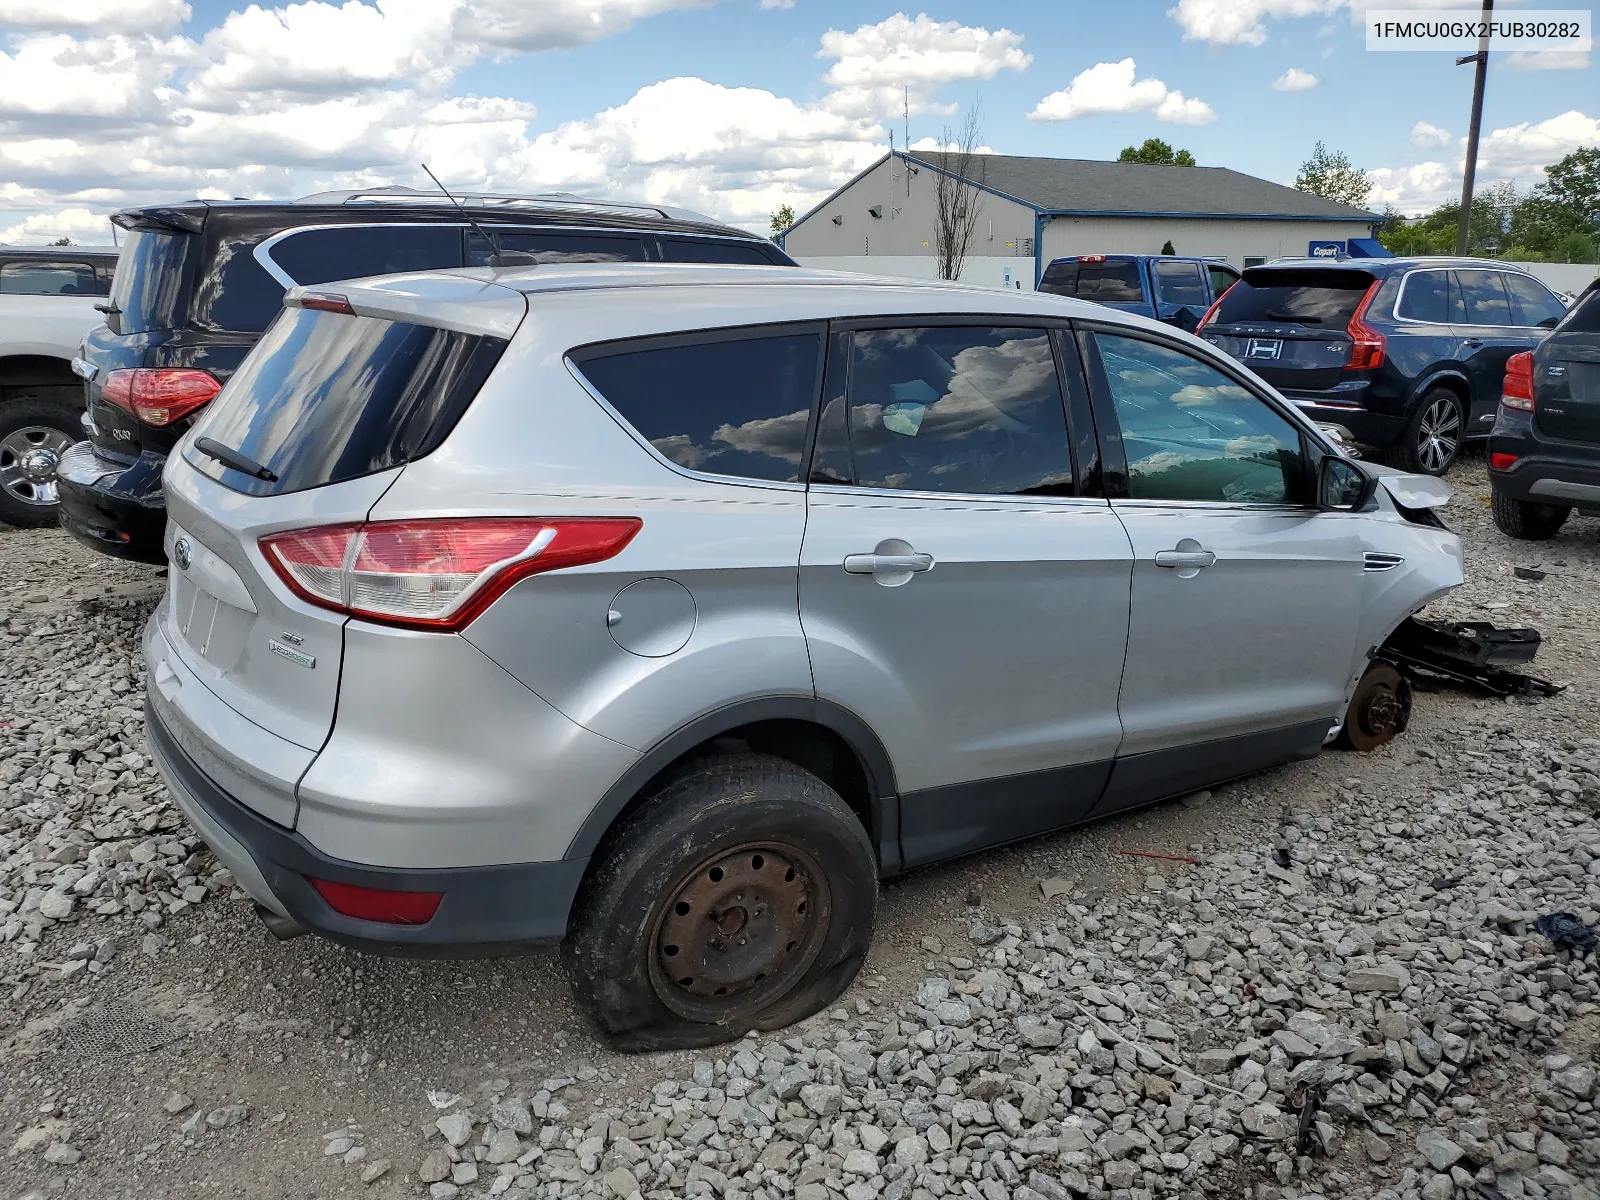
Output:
[[0, 205, 116, 244], [1168, 0, 1338, 46], [1477, 109, 1600, 178], [1028, 58, 1214, 125], [0, 0, 190, 33], [1505, 50, 1591, 70], [1168, 0, 1468, 46], [1365, 161, 1457, 213], [1367, 109, 1600, 214], [817, 13, 1030, 118], [758, 0, 792, 7], [1410, 120, 1450, 148], [1270, 68, 1318, 91], [450, 0, 719, 52], [0, 33, 192, 124]]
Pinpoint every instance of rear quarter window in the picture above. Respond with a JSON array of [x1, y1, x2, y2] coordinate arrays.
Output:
[[1039, 260, 1145, 303], [185, 306, 506, 496], [466, 229, 645, 266], [572, 328, 824, 482], [661, 238, 781, 265]]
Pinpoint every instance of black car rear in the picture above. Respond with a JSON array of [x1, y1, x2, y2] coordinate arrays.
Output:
[[1199, 257, 1566, 475], [1488, 279, 1600, 540], [58, 192, 796, 563]]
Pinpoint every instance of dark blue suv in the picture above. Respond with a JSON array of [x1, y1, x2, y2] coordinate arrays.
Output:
[[1198, 257, 1567, 474]]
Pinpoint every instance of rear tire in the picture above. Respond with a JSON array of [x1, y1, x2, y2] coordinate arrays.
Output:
[[0, 395, 83, 528], [1492, 491, 1570, 540], [1383, 388, 1464, 476], [564, 752, 877, 1051]]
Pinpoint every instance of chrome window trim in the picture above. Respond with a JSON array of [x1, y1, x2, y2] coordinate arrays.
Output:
[[1109, 498, 1312, 514], [806, 482, 1108, 509], [253, 221, 682, 290], [563, 352, 810, 495]]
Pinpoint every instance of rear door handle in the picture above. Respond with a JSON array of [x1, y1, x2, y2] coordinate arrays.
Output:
[[844, 552, 934, 574], [1154, 548, 1216, 570]]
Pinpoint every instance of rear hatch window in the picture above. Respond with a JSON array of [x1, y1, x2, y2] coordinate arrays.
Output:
[[184, 306, 508, 497], [1204, 269, 1375, 391], [1213, 269, 1373, 327], [1038, 259, 1145, 303], [107, 229, 193, 334]]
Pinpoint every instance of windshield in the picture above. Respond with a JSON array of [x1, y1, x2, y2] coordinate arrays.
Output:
[[108, 229, 192, 333], [185, 306, 506, 496], [1215, 271, 1372, 327]]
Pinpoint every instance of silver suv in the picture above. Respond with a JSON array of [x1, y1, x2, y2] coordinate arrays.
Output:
[[145, 264, 1465, 1049]]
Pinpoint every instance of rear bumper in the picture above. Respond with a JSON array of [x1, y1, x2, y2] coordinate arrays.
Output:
[[1488, 411, 1600, 508], [145, 696, 588, 953], [1278, 394, 1404, 447], [55, 440, 169, 564]]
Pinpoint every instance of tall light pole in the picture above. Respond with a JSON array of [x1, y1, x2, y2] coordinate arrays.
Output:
[[1454, 0, 1493, 255]]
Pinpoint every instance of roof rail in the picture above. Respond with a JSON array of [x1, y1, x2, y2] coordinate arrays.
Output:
[[291, 187, 724, 227]]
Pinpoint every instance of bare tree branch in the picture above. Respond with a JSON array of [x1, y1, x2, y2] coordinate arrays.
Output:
[[932, 104, 985, 282]]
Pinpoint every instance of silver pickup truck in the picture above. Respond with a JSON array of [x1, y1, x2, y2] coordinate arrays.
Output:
[[0, 245, 118, 526]]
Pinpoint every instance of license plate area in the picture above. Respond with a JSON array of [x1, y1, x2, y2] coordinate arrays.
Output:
[[1246, 339, 1283, 360]]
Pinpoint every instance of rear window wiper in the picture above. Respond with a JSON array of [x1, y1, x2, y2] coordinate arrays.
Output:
[[194, 437, 277, 482]]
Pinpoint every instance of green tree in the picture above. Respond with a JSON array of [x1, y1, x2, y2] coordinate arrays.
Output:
[[1118, 138, 1196, 166], [769, 204, 795, 240], [50, 236, 72, 246], [1294, 141, 1371, 209], [1504, 146, 1599, 261], [1160, 239, 1176, 255], [1542, 146, 1599, 219]]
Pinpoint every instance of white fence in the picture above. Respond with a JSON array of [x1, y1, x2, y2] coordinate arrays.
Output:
[[1507, 261, 1598, 296]]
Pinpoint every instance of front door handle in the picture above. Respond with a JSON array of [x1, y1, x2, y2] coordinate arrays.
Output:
[[844, 552, 934, 574], [1154, 539, 1216, 579], [1462, 338, 1483, 348]]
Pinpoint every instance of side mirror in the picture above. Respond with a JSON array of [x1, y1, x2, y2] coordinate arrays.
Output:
[[1318, 454, 1372, 511]]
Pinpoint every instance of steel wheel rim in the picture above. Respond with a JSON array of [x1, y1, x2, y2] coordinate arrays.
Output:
[[1416, 397, 1461, 473], [648, 841, 831, 1023], [0, 425, 74, 507]]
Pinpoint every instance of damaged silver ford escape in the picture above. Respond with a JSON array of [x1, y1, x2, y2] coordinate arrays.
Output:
[[143, 263, 1463, 1049]]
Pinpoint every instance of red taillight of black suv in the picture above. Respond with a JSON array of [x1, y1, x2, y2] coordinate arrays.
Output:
[[1500, 351, 1534, 412], [1344, 282, 1386, 372], [101, 368, 222, 427]]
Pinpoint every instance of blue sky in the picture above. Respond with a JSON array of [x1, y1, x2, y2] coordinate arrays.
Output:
[[0, 0, 1594, 243]]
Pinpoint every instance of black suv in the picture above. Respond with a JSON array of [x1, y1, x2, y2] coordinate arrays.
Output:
[[1488, 278, 1600, 539], [57, 189, 795, 563], [1198, 257, 1566, 474]]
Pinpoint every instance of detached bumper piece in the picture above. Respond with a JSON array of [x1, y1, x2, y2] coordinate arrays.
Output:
[[1381, 618, 1563, 698]]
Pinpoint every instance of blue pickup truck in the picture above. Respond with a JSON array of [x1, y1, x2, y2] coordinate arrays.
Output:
[[1037, 254, 1240, 331]]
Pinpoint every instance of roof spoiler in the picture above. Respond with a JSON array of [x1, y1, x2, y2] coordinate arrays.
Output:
[[112, 207, 205, 234]]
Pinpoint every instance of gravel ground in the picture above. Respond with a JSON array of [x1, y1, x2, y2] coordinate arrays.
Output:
[[1, 458, 1598, 1200]]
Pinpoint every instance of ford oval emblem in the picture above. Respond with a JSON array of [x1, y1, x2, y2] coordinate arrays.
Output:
[[173, 538, 193, 571]]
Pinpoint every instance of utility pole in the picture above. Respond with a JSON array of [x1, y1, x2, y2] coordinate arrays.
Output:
[[1454, 0, 1492, 255]]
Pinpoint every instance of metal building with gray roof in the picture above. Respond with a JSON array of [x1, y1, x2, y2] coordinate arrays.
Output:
[[781, 150, 1380, 290]]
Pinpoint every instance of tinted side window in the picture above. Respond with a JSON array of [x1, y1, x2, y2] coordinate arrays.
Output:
[[1456, 270, 1513, 326], [1397, 271, 1453, 322], [0, 261, 104, 295], [1503, 273, 1566, 328], [467, 230, 646, 266], [1093, 333, 1304, 504], [275, 225, 465, 284], [1206, 264, 1238, 297], [576, 331, 821, 482], [661, 238, 778, 265], [843, 326, 1072, 496], [1155, 261, 1206, 305], [1040, 261, 1145, 303]]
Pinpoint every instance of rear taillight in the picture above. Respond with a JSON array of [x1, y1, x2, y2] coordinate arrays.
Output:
[[309, 878, 442, 925], [1490, 452, 1519, 471], [1344, 281, 1386, 372], [1196, 285, 1232, 333], [1500, 351, 1534, 411], [101, 368, 222, 427], [260, 516, 642, 632]]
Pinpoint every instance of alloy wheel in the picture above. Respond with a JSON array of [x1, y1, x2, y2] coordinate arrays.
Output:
[[1415, 396, 1461, 474], [0, 425, 75, 508]]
